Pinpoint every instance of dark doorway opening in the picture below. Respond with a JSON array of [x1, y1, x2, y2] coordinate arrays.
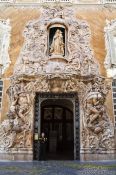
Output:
[[41, 99, 74, 160], [33, 92, 80, 161]]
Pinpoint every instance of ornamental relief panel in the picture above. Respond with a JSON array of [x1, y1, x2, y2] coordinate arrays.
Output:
[[0, 6, 115, 154], [0, 75, 114, 153], [81, 78, 114, 152], [14, 6, 98, 77]]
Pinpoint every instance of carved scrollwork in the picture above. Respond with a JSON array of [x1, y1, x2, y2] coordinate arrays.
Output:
[[0, 120, 16, 150]]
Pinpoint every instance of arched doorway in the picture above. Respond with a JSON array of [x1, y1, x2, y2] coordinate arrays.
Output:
[[33, 93, 80, 161], [41, 99, 74, 160]]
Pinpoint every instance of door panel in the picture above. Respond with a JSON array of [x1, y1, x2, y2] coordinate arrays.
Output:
[[33, 93, 80, 160], [41, 106, 73, 157]]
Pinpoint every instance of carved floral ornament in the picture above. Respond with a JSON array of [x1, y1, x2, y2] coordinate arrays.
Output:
[[0, 6, 115, 154]]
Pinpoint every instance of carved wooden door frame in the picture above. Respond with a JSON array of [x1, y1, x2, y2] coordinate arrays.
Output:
[[33, 92, 80, 160]]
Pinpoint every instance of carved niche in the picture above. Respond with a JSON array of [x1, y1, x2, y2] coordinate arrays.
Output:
[[49, 25, 65, 57], [0, 6, 115, 155]]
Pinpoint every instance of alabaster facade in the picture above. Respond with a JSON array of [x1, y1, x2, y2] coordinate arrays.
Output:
[[0, 1, 116, 161]]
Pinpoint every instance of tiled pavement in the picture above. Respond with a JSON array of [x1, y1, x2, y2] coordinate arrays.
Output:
[[0, 160, 116, 175]]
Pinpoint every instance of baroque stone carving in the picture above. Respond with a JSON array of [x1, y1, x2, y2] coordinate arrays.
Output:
[[81, 77, 114, 152], [14, 6, 98, 77], [0, 74, 114, 153], [104, 19, 116, 77], [0, 77, 34, 151], [0, 6, 115, 155], [0, 19, 11, 74]]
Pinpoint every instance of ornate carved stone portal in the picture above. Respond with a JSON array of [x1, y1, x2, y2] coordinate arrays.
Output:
[[0, 6, 115, 159]]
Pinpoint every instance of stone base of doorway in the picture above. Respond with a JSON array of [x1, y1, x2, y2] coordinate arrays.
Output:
[[0, 153, 33, 161], [0, 153, 116, 161], [80, 153, 116, 161]]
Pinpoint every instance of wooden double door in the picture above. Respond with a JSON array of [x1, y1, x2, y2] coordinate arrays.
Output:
[[41, 105, 74, 160]]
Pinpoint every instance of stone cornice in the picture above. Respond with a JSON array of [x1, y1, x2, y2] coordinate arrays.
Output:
[[0, 0, 116, 6]]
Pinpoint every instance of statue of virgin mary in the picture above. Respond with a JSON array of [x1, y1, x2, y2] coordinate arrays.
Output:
[[50, 29, 64, 56]]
